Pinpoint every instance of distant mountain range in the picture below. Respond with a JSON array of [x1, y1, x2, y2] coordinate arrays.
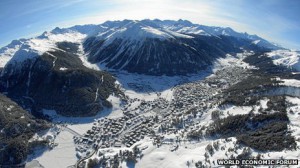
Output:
[[1, 19, 282, 75], [0, 19, 285, 117]]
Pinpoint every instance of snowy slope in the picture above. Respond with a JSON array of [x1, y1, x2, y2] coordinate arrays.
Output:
[[267, 50, 300, 71], [84, 20, 277, 75], [97, 21, 193, 42], [150, 19, 281, 50], [0, 31, 86, 68], [82, 20, 281, 75], [0, 40, 24, 67]]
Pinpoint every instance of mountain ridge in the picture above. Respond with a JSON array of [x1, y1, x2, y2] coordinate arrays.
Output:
[[1, 19, 281, 57]]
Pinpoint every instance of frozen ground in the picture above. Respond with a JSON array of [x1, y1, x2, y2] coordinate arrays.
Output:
[[27, 128, 77, 168]]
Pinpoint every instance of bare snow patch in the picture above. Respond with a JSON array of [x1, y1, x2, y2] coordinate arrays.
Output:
[[259, 98, 269, 109], [221, 105, 253, 116], [77, 43, 100, 70], [280, 78, 300, 87], [106, 94, 124, 118], [59, 67, 68, 71], [286, 96, 300, 144], [212, 52, 253, 72]]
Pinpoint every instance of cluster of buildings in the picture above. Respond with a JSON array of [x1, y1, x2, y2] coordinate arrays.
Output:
[[74, 110, 156, 158], [74, 117, 127, 157], [151, 67, 251, 138], [73, 65, 252, 166], [121, 118, 154, 147]]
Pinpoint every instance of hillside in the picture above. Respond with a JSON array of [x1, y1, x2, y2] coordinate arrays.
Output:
[[0, 93, 49, 165]]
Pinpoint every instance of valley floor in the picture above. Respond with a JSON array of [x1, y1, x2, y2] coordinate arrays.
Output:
[[26, 53, 300, 168]]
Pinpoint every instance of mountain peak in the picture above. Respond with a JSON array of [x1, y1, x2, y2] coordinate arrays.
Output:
[[177, 19, 193, 25], [96, 20, 194, 43], [1, 19, 283, 75]]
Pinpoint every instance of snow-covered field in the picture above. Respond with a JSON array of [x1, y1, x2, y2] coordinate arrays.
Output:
[[135, 140, 210, 168], [212, 52, 254, 72], [286, 96, 300, 148], [280, 78, 300, 87], [114, 71, 209, 101], [106, 94, 124, 118], [267, 50, 300, 71], [29, 130, 77, 168], [27, 126, 77, 168]]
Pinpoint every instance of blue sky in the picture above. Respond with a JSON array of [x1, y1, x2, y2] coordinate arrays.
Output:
[[0, 0, 299, 49]]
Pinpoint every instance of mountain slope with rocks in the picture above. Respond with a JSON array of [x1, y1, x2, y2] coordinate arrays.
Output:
[[0, 41, 122, 117]]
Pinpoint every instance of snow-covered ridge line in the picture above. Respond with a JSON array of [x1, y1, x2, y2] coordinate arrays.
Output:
[[0, 19, 283, 69], [94, 21, 194, 50], [0, 31, 86, 68]]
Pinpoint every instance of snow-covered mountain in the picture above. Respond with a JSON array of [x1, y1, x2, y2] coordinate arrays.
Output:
[[0, 19, 290, 115], [0, 19, 281, 76], [82, 19, 281, 75], [0, 19, 291, 116], [145, 19, 282, 50], [1, 19, 299, 167], [0, 37, 122, 117]]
